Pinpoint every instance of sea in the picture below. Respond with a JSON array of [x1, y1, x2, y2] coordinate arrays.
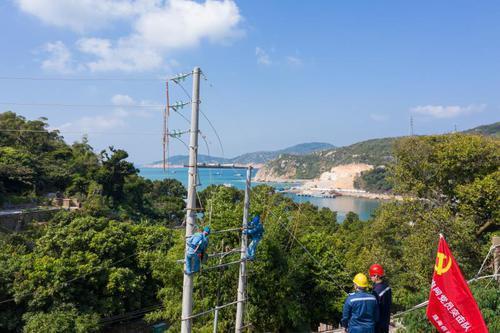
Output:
[[139, 167, 382, 222]]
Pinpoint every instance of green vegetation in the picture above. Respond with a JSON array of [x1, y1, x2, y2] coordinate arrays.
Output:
[[463, 121, 500, 137], [261, 122, 500, 192], [354, 166, 392, 193], [263, 137, 396, 180], [0, 112, 186, 222], [0, 112, 498, 332]]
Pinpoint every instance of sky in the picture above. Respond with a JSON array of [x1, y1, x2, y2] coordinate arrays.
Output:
[[0, 0, 499, 164]]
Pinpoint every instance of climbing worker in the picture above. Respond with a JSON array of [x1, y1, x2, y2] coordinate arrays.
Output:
[[369, 264, 392, 333], [341, 273, 379, 333], [185, 226, 211, 275], [243, 214, 264, 260]]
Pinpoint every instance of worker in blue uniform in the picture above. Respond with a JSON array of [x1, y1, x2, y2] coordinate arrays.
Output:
[[341, 273, 379, 333], [243, 215, 264, 260], [185, 226, 211, 275], [369, 264, 392, 333]]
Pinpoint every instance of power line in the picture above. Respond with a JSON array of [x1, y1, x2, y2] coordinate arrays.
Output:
[[0, 128, 190, 137], [275, 215, 349, 296], [0, 102, 164, 109], [170, 80, 225, 158], [0, 73, 192, 82], [0, 76, 163, 82], [200, 109, 225, 158]]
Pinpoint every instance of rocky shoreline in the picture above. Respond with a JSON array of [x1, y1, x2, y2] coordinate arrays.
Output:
[[255, 162, 401, 200]]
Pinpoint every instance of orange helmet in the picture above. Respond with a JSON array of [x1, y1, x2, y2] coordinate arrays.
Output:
[[369, 264, 384, 277]]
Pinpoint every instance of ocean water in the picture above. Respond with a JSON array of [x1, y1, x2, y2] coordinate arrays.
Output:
[[138, 167, 382, 221]]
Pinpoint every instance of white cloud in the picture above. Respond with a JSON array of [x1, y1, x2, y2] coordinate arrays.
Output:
[[41, 41, 75, 73], [76, 37, 163, 72], [256, 47, 271, 65], [134, 0, 242, 49], [17, 0, 243, 72], [369, 113, 388, 122], [15, 0, 144, 32], [54, 94, 157, 134], [111, 94, 135, 106], [79, 112, 128, 131], [411, 104, 486, 119], [286, 56, 302, 67], [110, 94, 154, 118], [52, 112, 127, 138]]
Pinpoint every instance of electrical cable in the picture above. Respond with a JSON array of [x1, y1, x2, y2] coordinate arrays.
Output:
[[0, 102, 164, 108]]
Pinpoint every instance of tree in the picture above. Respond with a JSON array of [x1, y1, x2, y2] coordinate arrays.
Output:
[[390, 134, 499, 202], [94, 147, 138, 206], [9, 215, 174, 332]]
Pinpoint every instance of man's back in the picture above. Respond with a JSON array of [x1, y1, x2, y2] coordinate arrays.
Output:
[[187, 232, 208, 253], [373, 282, 391, 333], [341, 291, 379, 333]]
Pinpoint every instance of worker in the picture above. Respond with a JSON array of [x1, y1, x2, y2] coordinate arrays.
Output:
[[243, 214, 264, 260], [185, 226, 211, 275], [369, 264, 392, 333], [341, 273, 379, 333]]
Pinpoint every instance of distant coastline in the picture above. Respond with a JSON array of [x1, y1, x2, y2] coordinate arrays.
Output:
[[255, 163, 401, 201], [140, 164, 399, 201], [142, 163, 265, 169]]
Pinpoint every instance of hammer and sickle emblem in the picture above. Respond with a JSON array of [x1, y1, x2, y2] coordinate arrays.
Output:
[[434, 252, 452, 275]]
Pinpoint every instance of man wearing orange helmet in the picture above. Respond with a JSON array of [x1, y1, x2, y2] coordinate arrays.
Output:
[[369, 264, 392, 333]]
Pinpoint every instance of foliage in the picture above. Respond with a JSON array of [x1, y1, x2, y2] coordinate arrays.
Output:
[[390, 134, 499, 200], [1, 113, 498, 332], [259, 122, 499, 183], [147, 185, 350, 332], [0, 112, 72, 201], [23, 305, 100, 333], [0, 214, 175, 331], [0, 112, 186, 223], [263, 137, 396, 179], [354, 166, 392, 193], [463, 121, 500, 137], [390, 134, 499, 237]]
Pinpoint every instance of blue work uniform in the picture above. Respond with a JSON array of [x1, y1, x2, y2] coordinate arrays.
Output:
[[341, 290, 379, 333], [372, 282, 392, 333], [185, 232, 209, 275], [243, 216, 264, 260]]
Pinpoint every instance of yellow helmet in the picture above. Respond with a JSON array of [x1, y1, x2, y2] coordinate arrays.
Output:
[[353, 273, 369, 288]]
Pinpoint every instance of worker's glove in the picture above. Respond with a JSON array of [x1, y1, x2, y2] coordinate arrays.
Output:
[[201, 253, 208, 264]]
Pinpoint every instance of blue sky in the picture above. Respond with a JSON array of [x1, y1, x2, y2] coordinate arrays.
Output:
[[0, 1, 499, 163]]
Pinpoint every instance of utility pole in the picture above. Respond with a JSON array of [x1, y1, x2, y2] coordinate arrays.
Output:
[[181, 67, 201, 333], [409, 115, 414, 136], [493, 236, 500, 284], [235, 166, 252, 333]]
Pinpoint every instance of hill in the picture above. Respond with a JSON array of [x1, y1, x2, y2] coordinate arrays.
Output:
[[230, 142, 334, 164], [146, 142, 334, 167], [255, 122, 500, 182], [255, 137, 396, 180], [463, 121, 500, 137]]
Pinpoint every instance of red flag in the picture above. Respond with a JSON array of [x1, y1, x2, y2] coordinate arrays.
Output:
[[426, 235, 488, 333]]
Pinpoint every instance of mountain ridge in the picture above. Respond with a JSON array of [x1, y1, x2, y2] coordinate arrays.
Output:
[[255, 121, 500, 181], [145, 142, 334, 166]]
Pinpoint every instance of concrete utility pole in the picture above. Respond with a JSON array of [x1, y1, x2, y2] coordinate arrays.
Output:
[[493, 236, 500, 284], [181, 67, 201, 333], [235, 166, 252, 333]]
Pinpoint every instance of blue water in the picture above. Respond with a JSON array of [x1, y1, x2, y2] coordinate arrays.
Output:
[[139, 167, 382, 221]]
